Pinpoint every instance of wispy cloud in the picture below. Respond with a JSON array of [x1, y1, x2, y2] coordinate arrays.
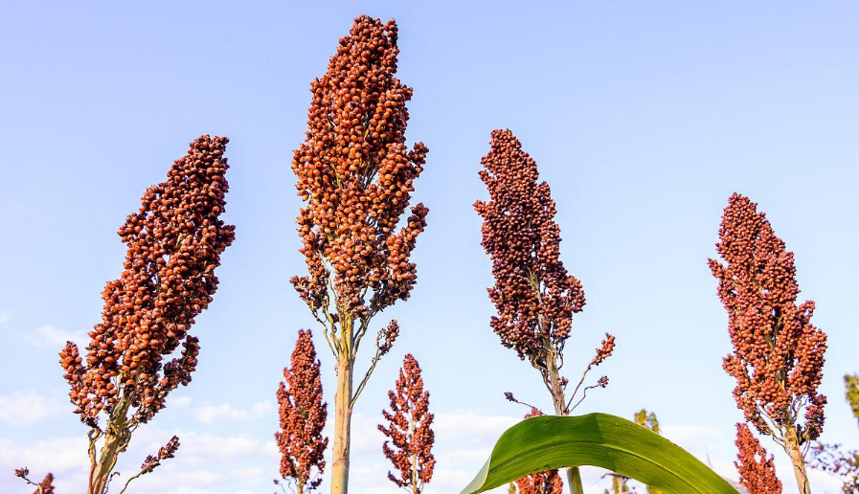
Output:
[[191, 400, 275, 425], [25, 324, 86, 349], [0, 391, 65, 426]]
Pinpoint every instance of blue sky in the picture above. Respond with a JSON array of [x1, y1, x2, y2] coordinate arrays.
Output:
[[1, 1, 857, 493]]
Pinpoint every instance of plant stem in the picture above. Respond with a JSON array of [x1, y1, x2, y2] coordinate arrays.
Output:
[[330, 354, 354, 494], [785, 430, 812, 494], [88, 395, 132, 494], [546, 349, 584, 494]]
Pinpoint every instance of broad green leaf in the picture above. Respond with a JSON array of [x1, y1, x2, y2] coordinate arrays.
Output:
[[460, 413, 739, 494]]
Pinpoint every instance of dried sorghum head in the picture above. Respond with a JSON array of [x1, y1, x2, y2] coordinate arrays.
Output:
[[276, 329, 328, 491], [709, 193, 827, 442], [58, 135, 235, 426], [474, 129, 585, 361], [379, 354, 435, 492], [291, 15, 428, 325], [735, 423, 782, 494]]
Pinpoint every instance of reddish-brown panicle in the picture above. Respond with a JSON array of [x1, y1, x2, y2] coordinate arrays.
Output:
[[290, 15, 429, 325], [474, 129, 585, 361], [709, 193, 827, 443], [35, 473, 55, 494], [735, 423, 782, 494], [58, 135, 235, 426], [515, 409, 563, 494], [379, 354, 435, 493], [276, 330, 328, 493]]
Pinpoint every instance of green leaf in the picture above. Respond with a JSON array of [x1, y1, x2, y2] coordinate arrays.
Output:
[[460, 413, 739, 494]]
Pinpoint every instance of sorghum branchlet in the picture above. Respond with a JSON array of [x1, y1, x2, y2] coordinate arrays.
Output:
[[12, 469, 54, 494], [710, 193, 826, 494], [514, 409, 563, 494], [475, 129, 614, 494], [290, 15, 428, 494], [140, 436, 180, 475], [275, 330, 328, 494], [58, 135, 235, 494], [735, 423, 782, 494], [379, 354, 435, 494]]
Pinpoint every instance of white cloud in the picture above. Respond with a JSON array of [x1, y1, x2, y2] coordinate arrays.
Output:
[[0, 391, 65, 426], [230, 467, 266, 486], [192, 400, 275, 425], [175, 430, 278, 464], [26, 324, 86, 349], [661, 423, 725, 449], [194, 403, 251, 424], [0, 436, 89, 473], [0, 311, 11, 325]]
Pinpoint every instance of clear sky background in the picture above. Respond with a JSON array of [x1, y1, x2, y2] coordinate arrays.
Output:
[[1, 1, 858, 493]]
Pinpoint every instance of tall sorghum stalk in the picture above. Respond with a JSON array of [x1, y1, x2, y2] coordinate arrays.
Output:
[[709, 193, 827, 494], [475, 129, 615, 494], [275, 330, 328, 494], [735, 423, 783, 494], [291, 15, 428, 494], [378, 354, 435, 494], [57, 135, 235, 494]]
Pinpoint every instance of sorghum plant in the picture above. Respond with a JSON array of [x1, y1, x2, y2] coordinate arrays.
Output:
[[603, 409, 662, 494], [290, 15, 428, 494], [57, 135, 235, 494], [515, 409, 563, 494], [811, 445, 859, 494], [735, 423, 782, 494], [811, 374, 859, 493], [475, 129, 615, 494], [602, 476, 631, 494], [633, 409, 660, 435], [275, 329, 328, 494], [379, 354, 435, 494], [635, 410, 662, 494], [848, 374, 859, 420], [709, 193, 827, 494]]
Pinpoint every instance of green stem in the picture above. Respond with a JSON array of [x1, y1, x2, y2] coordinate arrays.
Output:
[[546, 349, 584, 494]]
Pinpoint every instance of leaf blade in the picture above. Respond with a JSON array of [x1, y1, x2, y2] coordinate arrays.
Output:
[[460, 413, 739, 494]]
